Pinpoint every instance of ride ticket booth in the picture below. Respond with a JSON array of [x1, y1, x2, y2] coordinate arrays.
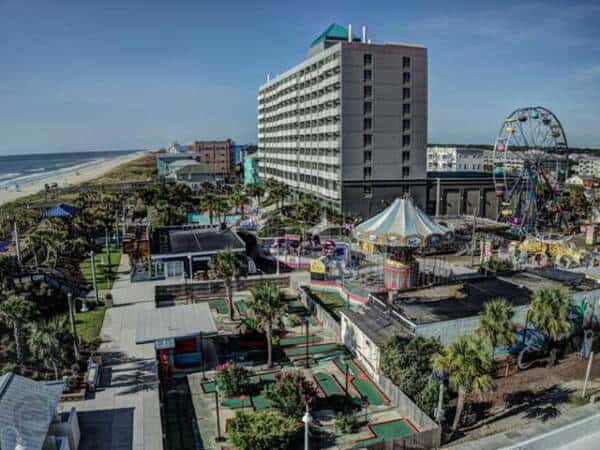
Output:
[[135, 303, 218, 376]]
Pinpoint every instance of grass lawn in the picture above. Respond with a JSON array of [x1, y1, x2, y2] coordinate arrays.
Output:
[[80, 246, 122, 290], [75, 305, 106, 343]]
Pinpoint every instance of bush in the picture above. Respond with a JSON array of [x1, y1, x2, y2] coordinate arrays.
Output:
[[271, 335, 281, 347], [262, 371, 317, 419], [228, 410, 299, 450], [416, 379, 447, 419], [485, 257, 513, 273], [335, 412, 358, 434], [288, 314, 303, 327], [216, 362, 252, 396]]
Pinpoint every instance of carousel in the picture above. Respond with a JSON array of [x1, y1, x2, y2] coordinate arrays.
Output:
[[355, 197, 454, 290]]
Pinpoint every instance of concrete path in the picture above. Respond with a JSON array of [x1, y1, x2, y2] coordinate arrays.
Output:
[[60, 267, 164, 450]]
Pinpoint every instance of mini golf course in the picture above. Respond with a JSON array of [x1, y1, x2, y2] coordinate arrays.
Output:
[[355, 419, 417, 446], [208, 299, 228, 315], [334, 359, 388, 406], [280, 335, 323, 346], [314, 372, 344, 397], [201, 372, 277, 394], [284, 342, 340, 357], [235, 299, 249, 315]]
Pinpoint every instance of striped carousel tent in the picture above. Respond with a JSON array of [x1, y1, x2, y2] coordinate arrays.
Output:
[[355, 197, 453, 247]]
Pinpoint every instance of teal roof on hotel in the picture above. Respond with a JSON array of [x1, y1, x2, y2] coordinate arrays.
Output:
[[310, 23, 360, 48]]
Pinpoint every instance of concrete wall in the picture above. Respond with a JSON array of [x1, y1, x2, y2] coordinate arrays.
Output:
[[340, 311, 381, 378]]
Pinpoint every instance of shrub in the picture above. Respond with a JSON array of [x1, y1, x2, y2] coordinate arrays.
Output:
[[216, 362, 252, 396], [228, 410, 299, 450], [271, 335, 281, 347], [262, 371, 317, 419], [288, 314, 303, 327], [335, 412, 358, 434]]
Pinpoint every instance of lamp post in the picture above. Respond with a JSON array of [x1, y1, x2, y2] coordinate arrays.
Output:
[[305, 319, 309, 369], [302, 404, 313, 450], [215, 384, 225, 442]]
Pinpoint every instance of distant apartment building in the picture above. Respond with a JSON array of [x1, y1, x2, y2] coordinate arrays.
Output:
[[188, 139, 233, 177], [258, 23, 428, 215], [427, 146, 488, 172], [571, 154, 600, 178]]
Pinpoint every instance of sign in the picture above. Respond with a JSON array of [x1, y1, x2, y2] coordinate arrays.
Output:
[[310, 258, 326, 274], [155, 338, 175, 350]]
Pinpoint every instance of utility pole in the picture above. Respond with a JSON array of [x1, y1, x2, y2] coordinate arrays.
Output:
[[67, 293, 79, 360], [582, 351, 594, 399], [435, 382, 444, 423], [105, 227, 112, 272]]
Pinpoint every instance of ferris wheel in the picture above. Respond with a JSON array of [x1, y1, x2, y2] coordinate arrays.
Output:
[[492, 106, 569, 234]]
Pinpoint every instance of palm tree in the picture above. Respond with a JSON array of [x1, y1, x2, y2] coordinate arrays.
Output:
[[213, 196, 230, 224], [29, 317, 70, 379], [200, 193, 219, 225], [0, 295, 36, 374], [230, 189, 249, 219], [247, 283, 285, 367], [209, 249, 241, 321], [529, 287, 572, 366], [433, 334, 494, 431], [477, 298, 517, 358], [246, 183, 265, 205], [0, 255, 18, 292]]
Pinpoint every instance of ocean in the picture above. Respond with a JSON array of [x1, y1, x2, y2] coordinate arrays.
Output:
[[0, 149, 144, 188]]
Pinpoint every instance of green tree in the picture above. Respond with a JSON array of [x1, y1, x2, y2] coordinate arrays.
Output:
[[246, 183, 265, 205], [529, 287, 572, 366], [230, 188, 250, 219], [213, 196, 230, 223], [416, 378, 448, 420], [209, 249, 241, 321], [200, 193, 219, 225], [262, 371, 317, 419], [247, 283, 285, 368], [216, 362, 252, 396], [433, 334, 494, 431], [0, 295, 36, 374], [477, 298, 517, 358], [28, 316, 71, 379], [228, 410, 299, 450]]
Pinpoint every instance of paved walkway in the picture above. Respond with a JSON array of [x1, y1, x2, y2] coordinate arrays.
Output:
[[60, 261, 164, 450]]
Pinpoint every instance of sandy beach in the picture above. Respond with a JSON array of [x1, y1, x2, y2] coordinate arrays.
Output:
[[0, 151, 148, 206]]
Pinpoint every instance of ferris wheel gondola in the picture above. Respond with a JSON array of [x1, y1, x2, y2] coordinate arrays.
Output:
[[492, 106, 569, 235]]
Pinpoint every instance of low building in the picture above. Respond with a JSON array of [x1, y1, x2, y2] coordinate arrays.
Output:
[[0, 372, 80, 450], [188, 139, 233, 178], [170, 161, 215, 192], [341, 269, 600, 378], [243, 153, 260, 186], [156, 154, 196, 177], [149, 226, 247, 277], [427, 146, 488, 172]]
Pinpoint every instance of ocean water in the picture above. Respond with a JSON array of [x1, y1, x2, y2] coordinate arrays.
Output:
[[0, 149, 144, 188]]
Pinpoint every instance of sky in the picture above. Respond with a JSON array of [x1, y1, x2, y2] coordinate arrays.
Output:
[[1, 0, 599, 155]]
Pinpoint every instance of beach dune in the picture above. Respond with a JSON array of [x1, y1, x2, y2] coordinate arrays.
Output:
[[0, 152, 148, 206]]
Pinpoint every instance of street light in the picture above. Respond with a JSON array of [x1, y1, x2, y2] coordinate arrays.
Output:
[[302, 404, 313, 450]]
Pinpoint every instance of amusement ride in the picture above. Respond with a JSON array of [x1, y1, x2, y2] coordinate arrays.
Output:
[[492, 106, 569, 235]]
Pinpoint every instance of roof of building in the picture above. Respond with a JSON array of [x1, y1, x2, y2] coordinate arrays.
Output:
[[343, 304, 412, 346], [310, 23, 360, 48], [43, 203, 79, 218], [0, 372, 64, 450], [152, 227, 246, 256], [168, 159, 198, 170], [136, 303, 218, 344], [174, 162, 211, 174]]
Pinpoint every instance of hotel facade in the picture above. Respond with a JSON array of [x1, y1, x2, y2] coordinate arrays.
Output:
[[258, 24, 428, 216]]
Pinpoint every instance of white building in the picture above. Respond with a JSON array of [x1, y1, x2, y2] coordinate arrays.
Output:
[[427, 146, 488, 172], [258, 23, 428, 216], [571, 154, 600, 178]]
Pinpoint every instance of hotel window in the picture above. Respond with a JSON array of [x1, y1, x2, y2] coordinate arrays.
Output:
[[363, 185, 373, 198], [402, 135, 411, 147], [363, 150, 372, 163], [403, 103, 410, 115], [403, 72, 411, 84], [364, 85, 372, 98], [363, 134, 372, 147], [364, 70, 372, 82], [364, 54, 372, 65], [364, 118, 372, 130], [402, 151, 410, 162], [363, 167, 372, 178], [403, 88, 411, 100], [403, 56, 411, 68], [364, 102, 372, 114], [403, 119, 411, 131], [402, 167, 410, 177]]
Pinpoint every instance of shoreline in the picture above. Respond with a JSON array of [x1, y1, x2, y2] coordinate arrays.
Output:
[[0, 151, 149, 206]]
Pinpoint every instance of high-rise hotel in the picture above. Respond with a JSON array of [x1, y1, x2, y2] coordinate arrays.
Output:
[[258, 23, 427, 216]]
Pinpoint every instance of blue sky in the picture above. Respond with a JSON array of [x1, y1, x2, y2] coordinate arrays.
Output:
[[1, 0, 599, 154]]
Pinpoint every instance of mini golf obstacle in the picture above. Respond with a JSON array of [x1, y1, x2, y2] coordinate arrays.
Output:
[[334, 358, 389, 406], [355, 419, 417, 446]]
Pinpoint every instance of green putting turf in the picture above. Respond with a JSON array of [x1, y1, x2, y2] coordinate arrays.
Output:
[[304, 316, 318, 326], [280, 335, 323, 346], [202, 372, 277, 394], [251, 395, 271, 410], [236, 299, 249, 314], [286, 300, 307, 314], [334, 359, 387, 406], [357, 420, 416, 446], [222, 395, 253, 408], [315, 350, 348, 363], [314, 372, 343, 396], [208, 299, 228, 314], [284, 343, 339, 357]]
